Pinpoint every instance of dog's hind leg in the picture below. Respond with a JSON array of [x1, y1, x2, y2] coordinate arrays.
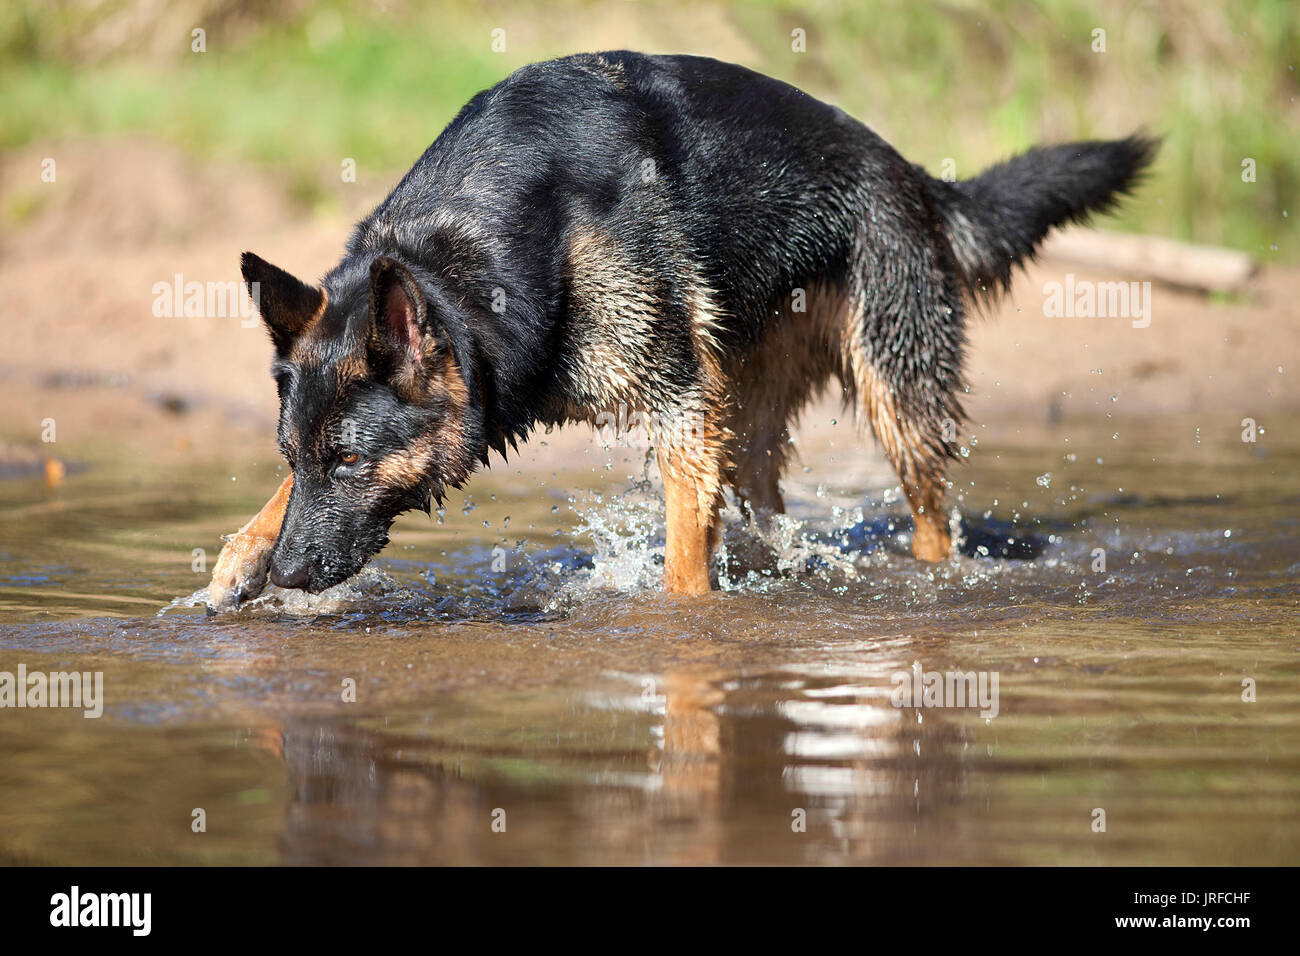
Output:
[[843, 253, 966, 563], [206, 474, 293, 612], [862, 379, 955, 561]]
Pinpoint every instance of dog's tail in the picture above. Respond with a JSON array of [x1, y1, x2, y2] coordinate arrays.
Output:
[[923, 133, 1159, 302]]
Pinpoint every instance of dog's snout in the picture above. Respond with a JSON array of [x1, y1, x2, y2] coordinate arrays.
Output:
[[270, 560, 310, 590]]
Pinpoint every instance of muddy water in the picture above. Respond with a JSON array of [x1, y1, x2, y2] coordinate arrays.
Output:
[[0, 414, 1296, 865]]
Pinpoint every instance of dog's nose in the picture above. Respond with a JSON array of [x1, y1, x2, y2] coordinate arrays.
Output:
[[269, 561, 310, 590]]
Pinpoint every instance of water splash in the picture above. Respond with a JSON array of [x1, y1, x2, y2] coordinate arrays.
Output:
[[158, 567, 414, 618]]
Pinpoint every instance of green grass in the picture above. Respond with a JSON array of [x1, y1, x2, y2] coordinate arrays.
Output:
[[1, 4, 509, 177], [730, 0, 1298, 258], [1, 0, 1295, 258]]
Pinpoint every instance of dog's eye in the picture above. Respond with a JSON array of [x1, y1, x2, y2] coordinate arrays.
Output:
[[333, 451, 361, 478]]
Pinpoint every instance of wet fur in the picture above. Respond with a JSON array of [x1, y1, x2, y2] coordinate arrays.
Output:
[[212, 51, 1155, 604]]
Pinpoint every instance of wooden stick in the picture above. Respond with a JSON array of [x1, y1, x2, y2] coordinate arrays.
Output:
[[1040, 229, 1257, 294]]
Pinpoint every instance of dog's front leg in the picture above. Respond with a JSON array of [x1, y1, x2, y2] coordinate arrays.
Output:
[[662, 468, 713, 595], [657, 438, 726, 596], [206, 474, 293, 612]]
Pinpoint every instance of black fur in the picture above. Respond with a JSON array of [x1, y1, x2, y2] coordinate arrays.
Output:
[[924, 136, 1158, 299], [241, 51, 1156, 594]]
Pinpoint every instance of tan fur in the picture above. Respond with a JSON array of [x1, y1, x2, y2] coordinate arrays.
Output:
[[373, 350, 470, 491], [564, 229, 667, 408], [286, 291, 376, 391], [373, 434, 437, 489], [207, 474, 294, 609], [431, 348, 470, 410], [661, 464, 717, 596]]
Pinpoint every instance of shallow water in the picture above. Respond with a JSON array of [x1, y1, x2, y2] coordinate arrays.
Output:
[[0, 414, 1296, 865]]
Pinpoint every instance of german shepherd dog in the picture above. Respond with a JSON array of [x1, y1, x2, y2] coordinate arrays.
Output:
[[206, 51, 1155, 612]]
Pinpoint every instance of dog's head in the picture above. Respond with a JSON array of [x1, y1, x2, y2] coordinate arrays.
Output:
[[242, 251, 482, 593]]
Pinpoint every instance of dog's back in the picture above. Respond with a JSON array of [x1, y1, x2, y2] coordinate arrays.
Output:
[[350, 52, 924, 350]]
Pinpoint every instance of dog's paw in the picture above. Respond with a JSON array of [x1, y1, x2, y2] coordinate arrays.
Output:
[[206, 532, 275, 614]]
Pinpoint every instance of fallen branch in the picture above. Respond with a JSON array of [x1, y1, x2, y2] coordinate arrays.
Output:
[[1040, 229, 1257, 294]]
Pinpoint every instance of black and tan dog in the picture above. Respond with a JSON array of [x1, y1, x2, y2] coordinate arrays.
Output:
[[207, 51, 1155, 611]]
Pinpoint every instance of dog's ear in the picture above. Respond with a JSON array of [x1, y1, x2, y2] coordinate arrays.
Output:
[[366, 256, 448, 400], [241, 252, 325, 355], [367, 256, 429, 363]]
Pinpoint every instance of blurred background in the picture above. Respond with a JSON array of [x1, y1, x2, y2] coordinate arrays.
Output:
[[3, 0, 1294, 253]]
